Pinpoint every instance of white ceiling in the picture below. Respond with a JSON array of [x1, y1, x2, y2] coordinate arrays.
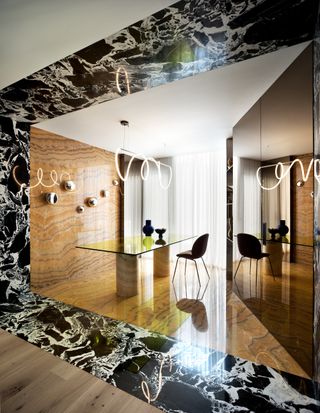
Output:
[[0, 0, 175, 90], [37, 42, 309, 157]]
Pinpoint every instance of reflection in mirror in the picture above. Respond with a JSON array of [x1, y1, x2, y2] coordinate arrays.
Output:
[[232, 44, 313, 377], [260, 156, 291, 239]]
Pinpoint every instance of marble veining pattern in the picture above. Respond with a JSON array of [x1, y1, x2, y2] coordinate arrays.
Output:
[[0, 0, 320, 410], [0, 117, 30, 306], [0, 291, 319, 413], [0, 0, 317, 122]]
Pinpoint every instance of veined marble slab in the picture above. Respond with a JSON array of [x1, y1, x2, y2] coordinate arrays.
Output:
[[0, 292, 319, 413], [0, 0, 317, 122]]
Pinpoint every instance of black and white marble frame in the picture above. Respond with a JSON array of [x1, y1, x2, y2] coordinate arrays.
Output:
[[0, 0, 317, 123], [0, 115, 319, 412], [0, 116, 30, 306], [0, 0, 320, 411]]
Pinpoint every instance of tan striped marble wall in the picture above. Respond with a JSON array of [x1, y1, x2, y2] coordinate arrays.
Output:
[[30, 127, 121, 289], [291, 153, 313, 265]]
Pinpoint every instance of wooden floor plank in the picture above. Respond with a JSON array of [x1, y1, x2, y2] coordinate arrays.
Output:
[[0, 329, 160, 413]]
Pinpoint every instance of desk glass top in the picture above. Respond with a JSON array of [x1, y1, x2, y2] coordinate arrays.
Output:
[[77, 234, 195, 256]]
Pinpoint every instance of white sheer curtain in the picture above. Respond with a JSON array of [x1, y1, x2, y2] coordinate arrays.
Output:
[[169, 151, 226, 268], [233, 156, 261, 260], [124, 151, 226, 268], [124, 161, 142, 238], [261, 164, 290, 255], [262, 165, 290, 229], [142, 159, 170, 231]]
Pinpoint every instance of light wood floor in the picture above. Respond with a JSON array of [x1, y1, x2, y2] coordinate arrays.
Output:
[[0, 328, 160, 413], [33, 251, 311, 379]]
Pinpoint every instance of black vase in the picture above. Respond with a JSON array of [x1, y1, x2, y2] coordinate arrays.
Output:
[[278, 220, 289, 236], [142, 220, 154, 236]]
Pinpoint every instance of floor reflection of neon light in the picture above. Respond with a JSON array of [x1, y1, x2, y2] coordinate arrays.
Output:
[[141, 354, 172, 404]]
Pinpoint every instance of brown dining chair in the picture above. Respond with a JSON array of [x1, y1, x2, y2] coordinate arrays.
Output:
[[234, 233, 275, 280], [172, 234, 210, 286]]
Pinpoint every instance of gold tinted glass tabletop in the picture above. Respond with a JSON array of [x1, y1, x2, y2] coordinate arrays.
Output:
[[77, 234, 195, 256]]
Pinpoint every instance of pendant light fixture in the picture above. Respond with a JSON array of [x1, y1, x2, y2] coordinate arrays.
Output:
[[115, 120, 172, 189], [256, 158, 320, 190]]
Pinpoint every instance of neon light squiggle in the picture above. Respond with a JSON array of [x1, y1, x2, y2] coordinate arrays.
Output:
[[141, 354, 172, 404], [115, 148, 172, 189], [12, 166, 71, 190], [256, 158, 320, 190], [116, 66, 131, 95]]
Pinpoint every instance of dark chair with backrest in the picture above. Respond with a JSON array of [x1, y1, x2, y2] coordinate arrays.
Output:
[[234, 233, 275, 280], [172, 234, 210, 285]]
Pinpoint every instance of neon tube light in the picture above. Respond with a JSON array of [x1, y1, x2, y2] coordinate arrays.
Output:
[[115, 148, 172, 190], [256, 158, 320, 190]]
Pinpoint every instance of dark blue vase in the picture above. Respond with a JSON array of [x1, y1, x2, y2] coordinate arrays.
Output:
[[142, 220, 154, 236], [278, 220, 289, 236]]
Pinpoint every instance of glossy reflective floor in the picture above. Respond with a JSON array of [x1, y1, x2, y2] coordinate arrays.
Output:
[[33, 248, 310, 380], [232, 252, 313, 378]]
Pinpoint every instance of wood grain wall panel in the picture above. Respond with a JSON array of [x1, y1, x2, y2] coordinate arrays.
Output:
[[291, 153, 313, 265], [30, 127, 121, 289]]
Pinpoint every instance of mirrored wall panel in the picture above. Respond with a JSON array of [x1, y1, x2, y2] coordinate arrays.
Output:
[[232, 44, 313, 377]]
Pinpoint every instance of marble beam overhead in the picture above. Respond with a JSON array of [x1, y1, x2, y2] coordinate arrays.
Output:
[[0, 0, 317, 123]]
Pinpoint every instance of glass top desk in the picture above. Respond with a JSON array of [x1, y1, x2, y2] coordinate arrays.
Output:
[[77, 234, 195, 297]]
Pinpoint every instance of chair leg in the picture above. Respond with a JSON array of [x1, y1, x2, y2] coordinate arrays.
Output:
[[201, 257, 210, 280], [249, 259, 252, 274], [172, 257, 180, 283], [184, 259, 187, 276], [256, 259, 258, 284], [234, 256, 243, 279], [268, 256, 276, 280], [194, 260, 201, 287]]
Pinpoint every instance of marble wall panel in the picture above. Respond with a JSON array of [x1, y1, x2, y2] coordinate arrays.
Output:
[[0, 116, 30, 308], [0, 0, 317, 123]]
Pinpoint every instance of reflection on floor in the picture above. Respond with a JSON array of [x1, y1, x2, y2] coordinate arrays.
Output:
[[33, 250, 311, 380], [232, 256, 313, 378]]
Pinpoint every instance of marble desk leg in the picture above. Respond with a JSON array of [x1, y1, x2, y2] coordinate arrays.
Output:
[[265, 242, 283, 276], [153, 246, 170, 277], [116, 254, 139, 297]]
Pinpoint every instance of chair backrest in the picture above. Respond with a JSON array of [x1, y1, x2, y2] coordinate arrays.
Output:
[[192, 233, 209, 259], [237, 233, 262, 259]]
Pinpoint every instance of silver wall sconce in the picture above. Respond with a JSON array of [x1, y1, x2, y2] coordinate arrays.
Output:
[[296, 179, 305, 187], [45, 192, 58, 205], [112, 179, 119, 186], [101, 189, 110, 198], [87, 197, 98, 207], [76, 205, 85, 213], [63, 180, 76, 191]]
